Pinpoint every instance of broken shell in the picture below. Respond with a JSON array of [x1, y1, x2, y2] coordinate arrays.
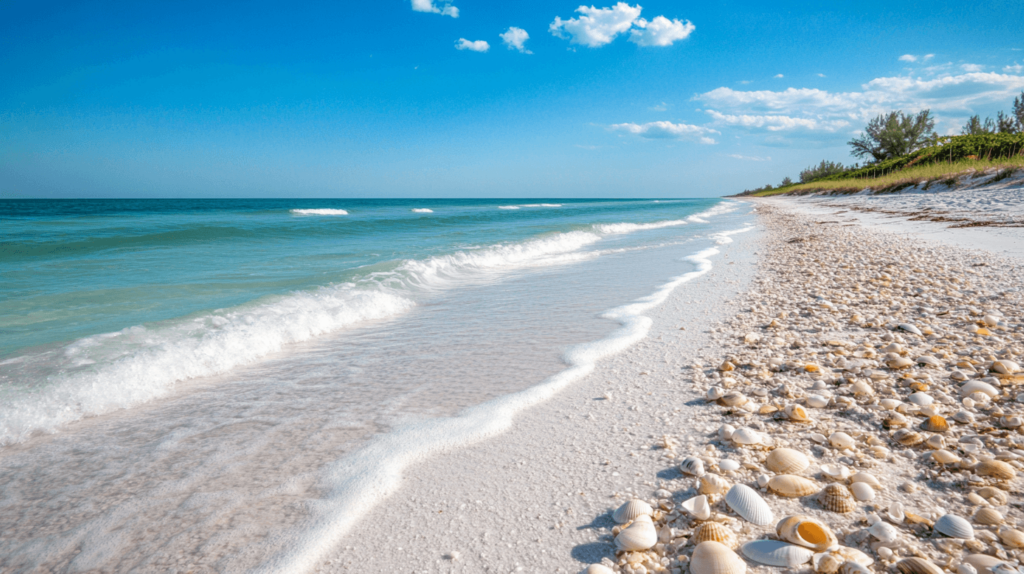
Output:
[[887, 357, 915, 370], [850, 482, 875, 502], [681, 456, 707, 477], [934, 514, 974, 539], [921, 415, 950, 432], [819, 484, 856, 513], [974, 508, 1003, 526], [977, 486, 1009, 505], [785, 404, 813, 423], [924, 434, 945, 449], [615, 514, 658, 551], [768, 475, 820, 498], [584, 565, 615, 574], [975, 460, 1017, 480], [725, 484, 774, 526], [997, 526, 1024, 548], [879, 399, 902, 411], [849, 472, 881, 488], [699, 474, 731, 495], [868, 520, 899, 543], [681, 495, 712, 521], [898, 323, 922, 335], [908, 392, 934, 406], [992, 360, 1021, 375], [612, 499, 654, 524], [731, 427, 762, 445], [776, 515, 839, 552], [741, 540, 814, 568], [691, 541, 747, 574], [821, 464, 850, 481], [692, 522, 739, 549], [829, 432, 855, 450], [767, 448, 810, 474], [896, 557, 945, 574], [963, 554, 1009, 574], [932, 449, 961, 465], [812, 548, 874, 574], [887, 501, 905, 524]]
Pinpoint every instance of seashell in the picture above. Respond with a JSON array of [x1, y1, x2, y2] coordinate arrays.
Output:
[[921, 415, 950, 432], [887, 501, 905, 524], [741, 540, 814, 568], [719, 361, 735, 372], [691, 541, 747, 574], [768, 475, 820, 498], [725, 484, 774, 526], [977, 486, 1008, 505], [879, 398, 902, 410], [850, 482, 875, 502], [805, 364, 821, 373], [851, 380, 875, 396], [584, 565, 615, 574], [785, 404, 813, 423], [934, 514, 974, 539], [692, 522, 739, 549], [910, 381, 930, 392], [868, 520, 899, 543], [757, 474, 770, 487], [719, 459, 741, 473], [707, 387, 727, 401], [807, 394, 830, 408], [898, 323, 922, 335], [916, 356, 943, 368], [849, 472, 881, 488], [908, 392, 934, 406], [812, 548, 874, 574], [953, 410, 975, 424], [975, 460, 1016, 480], [1000, 415, 1022, 428], [951, 370, 969, 381], [681, 456, 707, 477], [719, 424, 736, 441], [924, 434, 945, 449], [681, 495, 712, 520], [961, 380, 999, 398], [717, 391, 747, 407], [893, 429, 924, 446], [932, 449, 961, 464], [829, 432, 855, 450], [777, 515, 839, 551], [963, 554, 1009, 574], [612, 499, 654, 524], [819, 484, 856, 513], [821, 464, 850, 481], [615, 514, 658, 551], [887, 357, 914, 369], [731, 427, 762, 445], [699, 473, 731, 495], [992, 360, 1021, 375], [974, 507, 1003, 526], [998, 526, 1024, 548], [767, 448, 810, 474], [896, 557, 945, 574], [883, 412, 909, 428]]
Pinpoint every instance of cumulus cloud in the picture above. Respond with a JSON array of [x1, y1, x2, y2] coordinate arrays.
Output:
[[924, 54, 935, 61], [774, 74, 784, 79], [728, 154, 771, 161], [899, 54, 918, 63], [705, 110, 849, 132], [649, 102, 668, 111], [550, 3, 692, 48], [629, 16, 694, 46], [455, 38, 489, 52], [411, 0, 458, 18], [500, 27, 531, 53], [1006, 62, 1024, 74], [961, 63, 984, 72], [610, 121, 718, 144]]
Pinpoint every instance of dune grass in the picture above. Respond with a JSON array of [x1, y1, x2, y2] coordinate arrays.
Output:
[[747, 157, 1024, 197]]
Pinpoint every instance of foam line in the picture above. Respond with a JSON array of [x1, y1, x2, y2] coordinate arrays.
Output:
[[291, 209, 349, 216], [411, 208, 433, 213]]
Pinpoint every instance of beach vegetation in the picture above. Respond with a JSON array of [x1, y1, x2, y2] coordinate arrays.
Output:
[[799, 160, 849, 183], [848, 110, 936, 162]]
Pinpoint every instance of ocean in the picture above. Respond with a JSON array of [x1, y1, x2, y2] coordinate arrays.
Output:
[[0, 198, 754, 572]]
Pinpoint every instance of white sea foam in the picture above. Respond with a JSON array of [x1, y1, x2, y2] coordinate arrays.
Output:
[[497, 205, 520, 210], [411, 208, 433, 213], [252, 231, 745, 574], [595, 219, 689, 234], [291, 209, 349, 216], [712, 225, 756, 245]]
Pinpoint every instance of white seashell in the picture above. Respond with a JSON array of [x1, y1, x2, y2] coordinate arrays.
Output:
[[699, 474, 731, 495], [887, 502, 905, 524], [821, 464, 850, 481], [963, 554, 1010, 574], [707, 387, 726, 401], [829, 432, 855, 450], [961, 380, 999, 398], [719, 424, 736, 441], [807, 394, 830, 408], [898, 323, 922, 335], [809, 433, 827, 444], [612, 499, 654, 524], [879, 399, 902, 410], [766, 448, 810, 474], [869, 520, 899, 543], [776, 515, 838, 552], [741, 540, 814, 568], [681, 495, 712, 520], [757, 474, 770, 488], [731, 427, 762, 445], [849, 472, 881, 488], [691, 541, 747, 574], [681, 456, 707, 477], [908, 392, 934, 406], [932, 449, 961, 464], [958, 564, 979, 574], [615, 514, 658, 551], [813, 548, 874, 574], [849, 482, 874, 502], [992, 360, 1021, 375], [934, 514, 974, 539], [954, 410, 976, 424], [584, 565, 616, 574], [725, 484, 774, 526], [719, 459, 741, 473]]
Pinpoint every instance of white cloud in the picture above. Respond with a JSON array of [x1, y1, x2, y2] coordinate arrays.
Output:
[[706, 110, 850, 132], [728, 154, 771, 161], [411, 0, 458, 18], [610, 121, 718, 144], [500, 27, 531, 53], [1006, 62, 1024, 74], [899, 54, 918, 62], [629, 16, 694, 47], [455, 38, 489, 52], [961, 63, 984, 72], [817, 73, 826, 78], [774, 74, 784, 79], [923, 54, 935, 61], [650, 102, 668, 111]]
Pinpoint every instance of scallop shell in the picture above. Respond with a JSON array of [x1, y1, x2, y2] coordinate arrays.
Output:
[[850, 482, 875, 502], [963, 554, 1008, 574], [731, 427, 762, 445], [692, 522, 739, 549], [776, 515, 839, 552], [974, 507, 1004, 526], [896, 557, 945, 574], [921, 415, 950, 432], [612, 499, 654, 524], [868, 520, 899, 543], [998, 526, 1024, 548], [614, 514, 658, 551], [681, 495, 712, 520], [821, 463, 850, 481], [740, 540, 814, 568], [812, 547, 874, 574], [766, 448, 810, 474], [681, 456, 707, 477], [699, 474, 731, 495], [932, 449, 961, 464], [934, 514, 974, 539], [977, 486, 1009, 505], [768, 475, 820, 498], [691, 541, 747, 574], [725, 484, 774, 526], [893, 429, 925, 446], [849, 472, 881, 488], [829, 432, 855, 449], [975, 460, 1016, 480], [819, 484, 856, 513]]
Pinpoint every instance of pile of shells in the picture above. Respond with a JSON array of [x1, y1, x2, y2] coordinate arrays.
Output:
[[579, 205, 1024, 574]]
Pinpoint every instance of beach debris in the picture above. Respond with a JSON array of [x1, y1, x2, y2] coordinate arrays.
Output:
[[612, 499, 653, 524], [691, 522, 739, 549], [819, 484, 856, 513], [725, 484, 773, 526], [766, 447, 809, 474], [691, 541, 746, 574], [614, 515, 658, 551], [776, 515, 838, 552], [740, 539, 814, 568]]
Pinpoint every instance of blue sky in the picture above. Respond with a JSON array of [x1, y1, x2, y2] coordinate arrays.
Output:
[[2, 0, 1023, 198]]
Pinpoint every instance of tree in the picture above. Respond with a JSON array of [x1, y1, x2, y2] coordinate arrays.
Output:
[[1014, 90, 1024, 131], [996, 111, 1018, 134], [780, 176, 793, 186], [848, 110, 936, 162], [799, 160, 847, 182], [961, 115, 996, 135]]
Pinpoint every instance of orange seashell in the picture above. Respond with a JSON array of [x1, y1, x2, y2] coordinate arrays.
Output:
[[921, 415, 949, 432]]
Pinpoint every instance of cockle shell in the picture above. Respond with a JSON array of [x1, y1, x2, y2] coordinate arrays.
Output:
[[681, 495, 712, 520], [740, 540, 814, 568], [819, 484, 856, 513], [776, 515, 839, 552], [921, 415, 950, 432], [963, 554, 1009, 574], [896, 557, 945, 574], [699, 474, 731, 495], [998, 526, 1024, 548], [692, 522, 739, 549], [785, 404, 813, 423], [812, 547, 874, 574], [681, 456, 707, 477], [731, 427, 762, 445], [766, 448, 810, 474], [868, 520, 899, 543], [612, 499, 653, 524], [768, 475, 820, 498], [691, 541, 746, 574], [850, 482, 875, 502], [829, 432, 855, 450], [934, 514, 974, 539], [725, 484, 774, 526], [849, 472, 881, 488], [977, 486, 1009, 505], [974, 508, 1004, 526], [893, 429, 925, 446], [975, 460, 1016, 480], [614, 514, 658, 551]]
